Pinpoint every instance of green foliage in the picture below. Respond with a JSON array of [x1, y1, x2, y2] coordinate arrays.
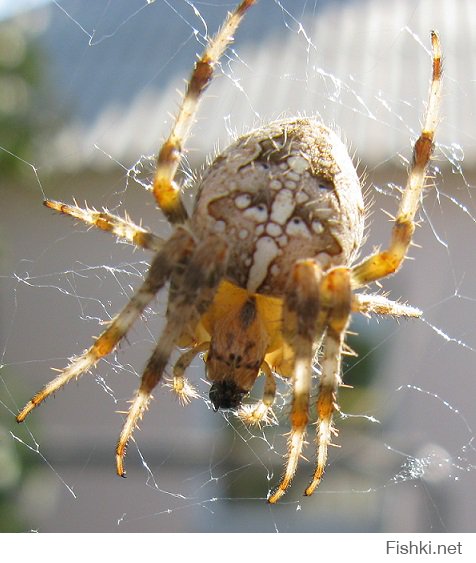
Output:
[[0, 20, 52, 180]]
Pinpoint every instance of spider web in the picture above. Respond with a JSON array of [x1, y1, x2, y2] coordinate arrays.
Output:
[[1, 0, 476, 534]]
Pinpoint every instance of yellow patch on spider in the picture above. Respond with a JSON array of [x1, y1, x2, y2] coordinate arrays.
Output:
[[191, 280, 295, 378]]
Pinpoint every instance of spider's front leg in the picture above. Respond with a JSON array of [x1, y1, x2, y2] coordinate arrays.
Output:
[[16, 227, 195, 423], [115, 235, 229, 476], [169, 341, 210, 405], [44, 199, 164, 252], [305, 267, 352, 497], [268, 260, 323, 504], [238, 361, 277, 426]]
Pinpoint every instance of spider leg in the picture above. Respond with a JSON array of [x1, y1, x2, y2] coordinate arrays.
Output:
[[44, 199, 164, 252], [16, 228, 195, 423], [351, 32, 442, 289], [152, 0, 256, 224], [268, 260, 323, 504], [352, 293, 422, 318], [169, 341, 210, 405], [305, 268, 352, 496], [238, 361, 277, 426], [115, 236, 228, 476]]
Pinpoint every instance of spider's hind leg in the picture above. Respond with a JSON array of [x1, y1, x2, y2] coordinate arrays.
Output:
[[152, 0, 256, 224], [351, 32, 442, 289]]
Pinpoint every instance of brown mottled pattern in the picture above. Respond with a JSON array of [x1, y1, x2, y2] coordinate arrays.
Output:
[[192, 118, 365, 294]]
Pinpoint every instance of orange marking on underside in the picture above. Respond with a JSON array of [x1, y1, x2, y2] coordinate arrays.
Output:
[[187, 280, 294, 378]]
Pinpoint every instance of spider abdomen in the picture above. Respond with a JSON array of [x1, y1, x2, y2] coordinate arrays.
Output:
[[192, 118, 365, 296]]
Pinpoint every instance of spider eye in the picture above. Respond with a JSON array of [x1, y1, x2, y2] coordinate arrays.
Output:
[[209, 380, 247, 411]]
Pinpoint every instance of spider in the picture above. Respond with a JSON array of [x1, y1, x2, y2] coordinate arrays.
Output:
[[16, 0, 442, 503]]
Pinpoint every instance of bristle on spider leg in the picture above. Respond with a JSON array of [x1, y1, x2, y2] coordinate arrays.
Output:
[[305, 269, 350, 497], [352, 293, 422, 318], [238, 402, 277, 427], [167, 342, 208, 404], [16, 352, 96, 422], [305, 388, 338, 496], [170, 376, 200, 405], [268, 355, 311, 504], [239, 361, 277, 426], [16, 303, 148, 423], [116, 387, 154, 477], [116, 324, 180, 478], [268, 422, 308, 504]]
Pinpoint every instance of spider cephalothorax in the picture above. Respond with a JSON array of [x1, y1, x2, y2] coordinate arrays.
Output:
[[206, 295, 264, 410], [17, 0, 441, 503]]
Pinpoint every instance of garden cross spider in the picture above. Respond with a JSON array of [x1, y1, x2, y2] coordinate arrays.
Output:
[[17, 0, 442, 503]]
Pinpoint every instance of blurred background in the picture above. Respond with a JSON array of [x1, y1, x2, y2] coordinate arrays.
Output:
[[1, 0, 476, 533]]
